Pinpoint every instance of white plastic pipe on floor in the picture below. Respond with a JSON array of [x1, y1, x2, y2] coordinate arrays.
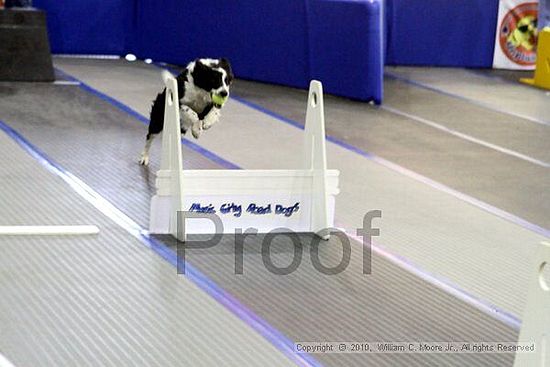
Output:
[[0, 353, 16, 367], [0, 225, 100, 235]]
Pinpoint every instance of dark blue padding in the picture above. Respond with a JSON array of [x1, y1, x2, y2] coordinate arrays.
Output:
[[34, 0, 383, 102], [134, 0, 382, 101], [134, 0, 311, 88], [540, 0, 550, 29], [385, 0, 499, 67], [33, 0, 132, 55], [307, 0, 383, 103]]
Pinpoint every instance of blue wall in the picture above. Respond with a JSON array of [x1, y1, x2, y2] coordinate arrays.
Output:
[[35, 0, 503, 68], [133, 0, 311, 88], [32, 0, 506, 102], [307, 0, 383, 101], [33, 0, 133, 55], [34, 0, 384, 103], [385, 0, 500, 67]]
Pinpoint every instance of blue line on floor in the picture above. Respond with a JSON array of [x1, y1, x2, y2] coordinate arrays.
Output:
[[0, 118, 322, 367], [231, 93, 549, 239], [54, 64, 529, 330], [380, 105, 550, 168], [385, 71, 550, 127], [54, 67, 240, 170]]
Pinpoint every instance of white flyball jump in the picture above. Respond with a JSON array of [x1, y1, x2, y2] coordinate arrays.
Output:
[[149, 75, 339, 241], [513, 241, 550, 367]]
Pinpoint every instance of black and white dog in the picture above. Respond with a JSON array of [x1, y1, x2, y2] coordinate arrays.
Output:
[[139, 58, 233, 166]]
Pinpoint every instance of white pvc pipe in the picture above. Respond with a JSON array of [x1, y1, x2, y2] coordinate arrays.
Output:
[[0, 353, 16, 367], [0, 225, 100, 236]]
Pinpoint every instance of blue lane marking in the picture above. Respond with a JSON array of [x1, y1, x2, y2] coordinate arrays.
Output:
[[0, 118, 322, 367], [230, 89, 549, 239], [152, 62, 181, 76], [54, 64, 532, 331], [385, 71, 550, 127], [54, 67, 240, 170], [230, 93, 538, 330], [360, 233, 523, 330]]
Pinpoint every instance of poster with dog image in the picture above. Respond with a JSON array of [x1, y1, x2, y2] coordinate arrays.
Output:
[[493, 0, 538, 69]]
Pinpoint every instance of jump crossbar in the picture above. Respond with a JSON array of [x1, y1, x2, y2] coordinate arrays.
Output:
[[149, 77, 340, 241]]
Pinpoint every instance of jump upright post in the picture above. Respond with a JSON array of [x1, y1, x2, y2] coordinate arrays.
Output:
[[149, 75, 340, 241], [513, 241, 550, 367]]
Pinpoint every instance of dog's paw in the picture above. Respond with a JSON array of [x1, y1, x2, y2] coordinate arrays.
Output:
[[139, 154, 149, 166], [191, 122, 202, 139], [191, 127, 201, 139], [202, 107, 221, 130]]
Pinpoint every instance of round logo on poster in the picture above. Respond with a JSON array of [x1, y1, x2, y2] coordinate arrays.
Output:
[[499, 2, 538, 66]]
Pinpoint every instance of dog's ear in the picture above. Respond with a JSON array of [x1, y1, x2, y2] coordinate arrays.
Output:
[[219, 58, 234, 82], [192, 59, 212, 83], [194, 59, 209, 71]]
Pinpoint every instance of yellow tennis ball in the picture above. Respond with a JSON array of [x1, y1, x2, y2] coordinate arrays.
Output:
[[212, 94, 228, 106]]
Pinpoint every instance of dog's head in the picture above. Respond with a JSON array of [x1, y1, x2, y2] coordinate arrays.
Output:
[[191, 58, 234, 105], [508, 16, 537, 51]]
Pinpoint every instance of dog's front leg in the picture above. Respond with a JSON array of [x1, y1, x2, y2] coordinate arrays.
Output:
[[180, 105, 200, 138], [191, 120, 202, 139], [202, 107, 221, 131]]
